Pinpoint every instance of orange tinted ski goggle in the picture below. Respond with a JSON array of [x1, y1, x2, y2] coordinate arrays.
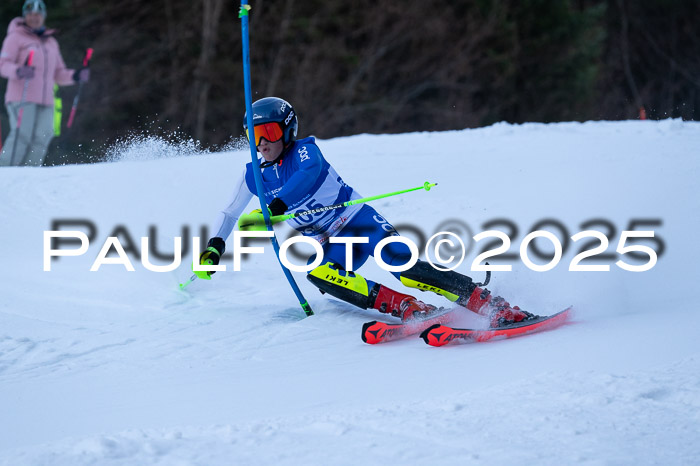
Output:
[[247, 122, 284, 146]]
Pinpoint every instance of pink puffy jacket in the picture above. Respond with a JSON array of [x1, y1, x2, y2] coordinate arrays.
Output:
[[0, 17, 76, 106]]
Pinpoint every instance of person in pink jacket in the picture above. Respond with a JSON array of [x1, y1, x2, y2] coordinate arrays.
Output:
[[0, 0, 89, 167]]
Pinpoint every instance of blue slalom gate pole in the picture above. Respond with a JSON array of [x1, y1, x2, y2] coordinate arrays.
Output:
[[239, 2, 313, 317]]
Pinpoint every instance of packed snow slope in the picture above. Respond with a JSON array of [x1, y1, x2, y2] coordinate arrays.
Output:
[[1, 120, 699, 465]]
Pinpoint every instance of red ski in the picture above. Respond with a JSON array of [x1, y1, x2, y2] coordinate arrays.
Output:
[[420, 307, 573, 347], [362, 308, 460, 344]]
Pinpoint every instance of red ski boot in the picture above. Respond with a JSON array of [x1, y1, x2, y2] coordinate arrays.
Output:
[[372, 285, 437, 321], [486, 296, 536, 328], [463, 287, 536, 328]]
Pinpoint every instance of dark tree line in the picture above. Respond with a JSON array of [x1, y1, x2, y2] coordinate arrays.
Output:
[[0, 0, 698, 164]]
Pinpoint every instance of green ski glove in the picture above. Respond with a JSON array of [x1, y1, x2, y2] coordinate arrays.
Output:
[[193, 237, 225, 279], [238, 209, 271, 231]]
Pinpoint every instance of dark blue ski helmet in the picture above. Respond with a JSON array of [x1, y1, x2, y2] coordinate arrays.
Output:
[[243, 97, 298, 146]]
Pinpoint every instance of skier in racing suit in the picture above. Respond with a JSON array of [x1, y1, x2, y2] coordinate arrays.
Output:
[[197, 97, 533, 326]]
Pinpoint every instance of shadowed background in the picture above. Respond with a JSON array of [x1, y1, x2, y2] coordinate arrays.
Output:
[[1, 0, 698, 164]]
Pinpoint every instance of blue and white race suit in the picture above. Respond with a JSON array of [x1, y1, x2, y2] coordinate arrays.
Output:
[[212, 136, 412, 275], [213, 136, 363, 244]]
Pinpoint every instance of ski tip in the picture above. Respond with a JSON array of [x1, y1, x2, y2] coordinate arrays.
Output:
[[550, 306, 574, 320]]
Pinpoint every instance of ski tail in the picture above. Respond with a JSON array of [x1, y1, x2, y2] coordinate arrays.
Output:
[[362, 308, 459, 344]]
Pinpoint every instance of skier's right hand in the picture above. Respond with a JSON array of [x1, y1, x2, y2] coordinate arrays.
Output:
[[194, 237, 225, 279], [73, 67, 90, 83], [238, 209, 269, 231], [16, 65, 34, 80]]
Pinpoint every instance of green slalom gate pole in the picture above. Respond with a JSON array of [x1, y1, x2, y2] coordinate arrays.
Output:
[[270, 181, 437, 225], [239, 2, 313, 317]]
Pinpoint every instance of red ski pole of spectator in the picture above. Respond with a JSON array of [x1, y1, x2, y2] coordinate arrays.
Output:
[[15, 51, 35, 133], [8, 50, 35, 163], [66, 48, 93, 128]]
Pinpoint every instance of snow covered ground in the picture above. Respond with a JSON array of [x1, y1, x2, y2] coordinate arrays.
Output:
[[1, 120, 699, 465]]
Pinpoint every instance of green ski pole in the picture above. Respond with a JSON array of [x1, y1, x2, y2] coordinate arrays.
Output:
[[270, 181, 437, 224], [178, 273, 197, 290]]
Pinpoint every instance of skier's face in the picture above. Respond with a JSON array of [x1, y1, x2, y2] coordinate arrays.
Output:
[[24, 12, 45, 29], [258, 137, 283, 161]]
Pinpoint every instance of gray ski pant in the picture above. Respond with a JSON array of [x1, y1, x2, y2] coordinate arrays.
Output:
[[0, 102, 54, 167]]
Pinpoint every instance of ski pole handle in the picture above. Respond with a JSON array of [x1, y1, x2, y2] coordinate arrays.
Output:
[[270, 181, 438, 224], [83, 48, 93, 67]]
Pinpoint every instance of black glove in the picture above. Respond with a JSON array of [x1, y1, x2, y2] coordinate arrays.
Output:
[[73, 67, 90, 83], [268, 197, 287, 216], [196, 237, 225, 278], [16, 65, 34, 80]]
